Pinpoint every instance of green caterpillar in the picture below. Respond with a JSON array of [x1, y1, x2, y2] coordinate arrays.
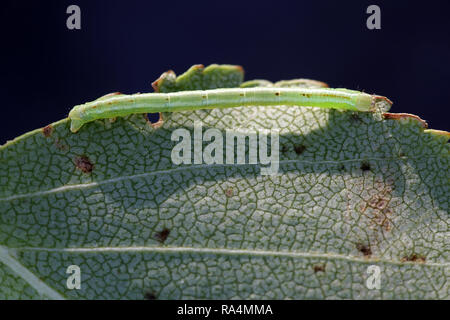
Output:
[[68, 87, 392, 133]]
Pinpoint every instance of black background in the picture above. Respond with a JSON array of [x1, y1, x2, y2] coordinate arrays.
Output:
[[1, 0, 449, 144]]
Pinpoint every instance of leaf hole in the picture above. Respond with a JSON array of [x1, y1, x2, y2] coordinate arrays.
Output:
[[145, 112, 164, 129]]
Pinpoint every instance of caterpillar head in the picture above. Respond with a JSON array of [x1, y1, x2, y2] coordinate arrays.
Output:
[[354, 93, 373, 112]]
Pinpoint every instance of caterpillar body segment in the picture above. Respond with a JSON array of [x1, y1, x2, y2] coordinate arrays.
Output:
[[68, 87, 391, 133]]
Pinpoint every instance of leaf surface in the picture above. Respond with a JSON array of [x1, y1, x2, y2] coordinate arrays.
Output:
[[0, 64, 448, 299]]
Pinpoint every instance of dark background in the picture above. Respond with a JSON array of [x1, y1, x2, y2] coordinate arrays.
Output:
[[1, 0, 449, 143]]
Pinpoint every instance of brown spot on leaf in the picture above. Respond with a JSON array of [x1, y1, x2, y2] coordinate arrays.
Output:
[[54, 138, 68, 151], [368, 197, 388, 210], [294, 144, 306, 155], [360, 179, 394, 233], [383, 112, 428, 128], [225, 188, 233, 198], [402, 254, 426, 263], [275, 92, 280, 96], [144, 291, 157, 300], [360, 161, 371, 171], [151, 70, 175, 92], [155, 228, 170, 243], [74, 155, 94, 173], [357, 243, 372, 257], [42, 125, 53, 137], [313, 264, 325, 273]]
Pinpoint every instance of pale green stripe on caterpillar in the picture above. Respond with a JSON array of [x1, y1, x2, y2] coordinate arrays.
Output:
[[68, 87, 393, 133]]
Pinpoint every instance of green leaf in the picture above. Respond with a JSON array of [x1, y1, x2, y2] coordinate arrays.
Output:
[[0, 64, 448, 299]]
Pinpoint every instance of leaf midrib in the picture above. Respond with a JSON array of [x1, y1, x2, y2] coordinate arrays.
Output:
[[8, 246, 449, 268], [0, 245, 65, 300]]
